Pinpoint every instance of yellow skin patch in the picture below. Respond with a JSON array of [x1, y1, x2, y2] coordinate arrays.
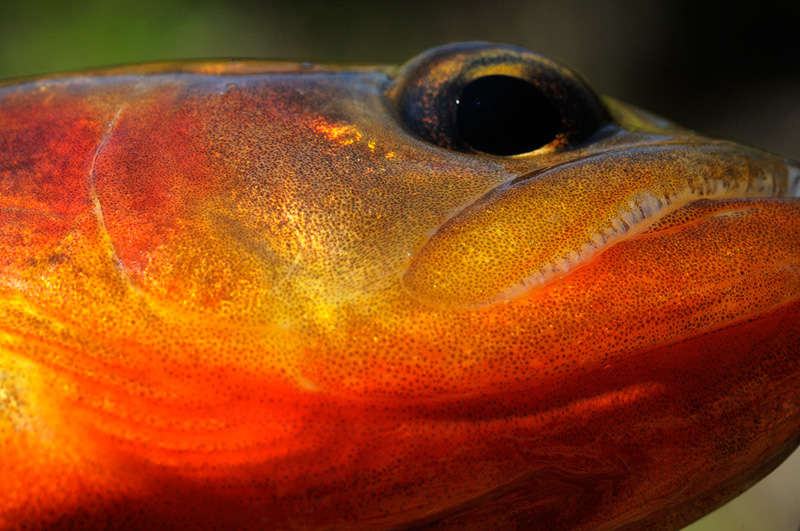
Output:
[[0, 43, 799, 530]]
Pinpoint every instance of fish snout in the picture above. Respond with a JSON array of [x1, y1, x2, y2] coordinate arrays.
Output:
[[402, 143, 800, 310]]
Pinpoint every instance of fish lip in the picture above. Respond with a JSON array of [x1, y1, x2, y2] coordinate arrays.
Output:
[[402, 140, 800, 310], [504, 137, 800, 192]]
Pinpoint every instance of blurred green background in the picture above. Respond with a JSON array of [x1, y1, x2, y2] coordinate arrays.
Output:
[[1, 1, 798, 529]]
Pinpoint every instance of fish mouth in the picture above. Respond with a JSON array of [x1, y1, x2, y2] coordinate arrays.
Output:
[[402, 141, 800, 309]]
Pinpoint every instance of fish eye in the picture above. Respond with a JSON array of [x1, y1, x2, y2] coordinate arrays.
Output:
[[456, 75, 560, 156], [387, 43, 610, 157]]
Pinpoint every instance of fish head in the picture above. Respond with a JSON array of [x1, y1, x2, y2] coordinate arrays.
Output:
[[1, 42, 799, 530]]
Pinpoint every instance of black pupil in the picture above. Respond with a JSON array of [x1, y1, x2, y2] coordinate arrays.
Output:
[[456, 75, 560, 156]]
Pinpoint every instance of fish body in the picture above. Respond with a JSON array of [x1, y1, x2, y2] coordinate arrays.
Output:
[[0, 43, 799, 530]]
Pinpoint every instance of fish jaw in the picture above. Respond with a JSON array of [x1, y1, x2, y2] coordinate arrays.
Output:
[[402, 143, 800, 309]]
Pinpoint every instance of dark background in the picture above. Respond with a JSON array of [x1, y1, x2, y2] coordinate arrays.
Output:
[[1, 0, 798, 159]]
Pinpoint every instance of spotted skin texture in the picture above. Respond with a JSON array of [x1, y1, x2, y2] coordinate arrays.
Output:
[[0, 44, 799, 530]]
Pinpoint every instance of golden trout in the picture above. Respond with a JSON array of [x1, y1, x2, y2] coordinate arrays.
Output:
[[1, 43, 799, 530]]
